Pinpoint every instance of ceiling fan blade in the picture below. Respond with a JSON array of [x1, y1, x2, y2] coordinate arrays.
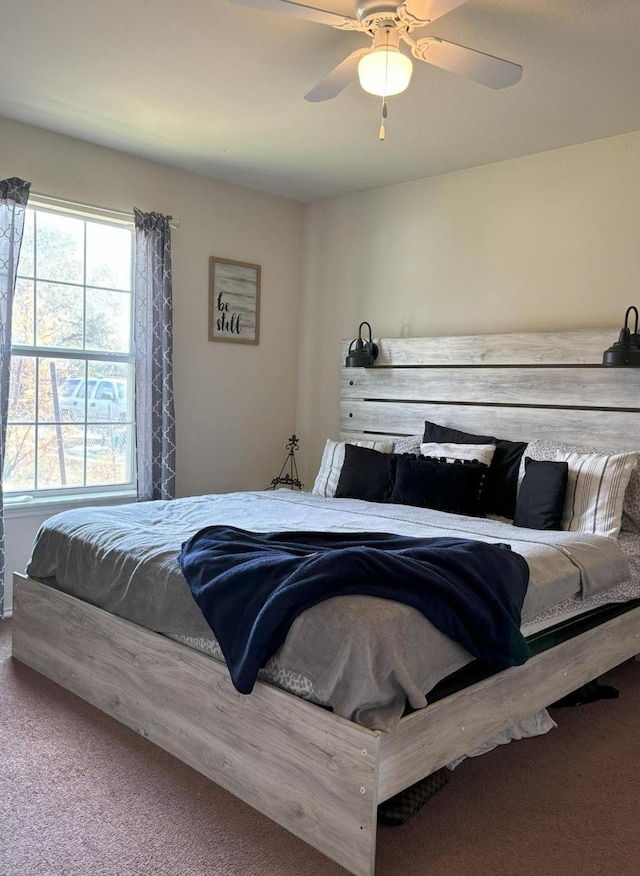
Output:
[[402, 0, 469, 24], [418, 37, 522, 88], [230, 0, 356, 28], [304, 48, 369, 102]]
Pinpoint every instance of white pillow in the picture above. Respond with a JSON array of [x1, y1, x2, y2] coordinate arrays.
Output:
[[420, 442, 496, 467], [519, 439, 638, 538], [312, 438, 394, 497]]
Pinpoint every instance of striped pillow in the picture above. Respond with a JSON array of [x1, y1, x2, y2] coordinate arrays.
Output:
[[312, 438, 394, 497], [519, 439, 638, 538]]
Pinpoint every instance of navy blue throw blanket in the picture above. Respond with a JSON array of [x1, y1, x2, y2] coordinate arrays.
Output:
[[179, 527, 531, 694]]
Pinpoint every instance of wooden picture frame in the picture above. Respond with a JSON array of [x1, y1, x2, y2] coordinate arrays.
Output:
[[208, 256, 261, 345]]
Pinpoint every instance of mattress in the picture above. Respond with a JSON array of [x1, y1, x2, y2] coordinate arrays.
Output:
[[522, 530, 640, 634], [171, 530, 640, 711], [26, 490, 635, 730]]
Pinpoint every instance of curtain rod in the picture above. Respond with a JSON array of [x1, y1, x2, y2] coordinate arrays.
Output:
[[30, 192, 180, 229]]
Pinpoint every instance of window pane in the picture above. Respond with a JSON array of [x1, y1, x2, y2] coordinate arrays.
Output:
[[86, 222, 132, 291], [60, 378, 82, 398], [4, 425, 35, 491], [18, 209, 35, 278], [86, 425, 131, 486], [36, 282, 84, 348], [7, 204, 136, 497], [36, 211, 84, 284], [87, 362, 132, 423], [58, 424, 88, 485], [86, 288, 131, 353], [37, 425, 86, 489], [38, 358, 86, 423], [8, 356, 35, 423], [12, 279, 35, 346]]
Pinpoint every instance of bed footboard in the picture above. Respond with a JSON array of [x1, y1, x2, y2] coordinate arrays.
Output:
[[12, 573, 640, 875], [12, 574, 380, 876]]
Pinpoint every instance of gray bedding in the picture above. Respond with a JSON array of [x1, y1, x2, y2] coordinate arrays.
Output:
[[26, 490, 631, 730]]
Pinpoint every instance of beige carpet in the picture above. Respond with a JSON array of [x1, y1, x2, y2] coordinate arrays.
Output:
[[2, 617, 640, 876]]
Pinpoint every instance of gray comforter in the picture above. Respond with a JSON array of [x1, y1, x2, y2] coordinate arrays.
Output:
[[26, 490, 630, 730]]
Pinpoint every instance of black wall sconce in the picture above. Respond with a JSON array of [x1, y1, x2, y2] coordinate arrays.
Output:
[[602, 306, 640, 366], [345, 321, 379, 368]]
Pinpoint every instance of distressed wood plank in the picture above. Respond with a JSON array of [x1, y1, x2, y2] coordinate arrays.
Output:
[[378, 605, 640, 802], [341, 366, 640, 409], [340, 401, 640, 450], [12, 575, 380, 876], [342, 330, 616, 367]]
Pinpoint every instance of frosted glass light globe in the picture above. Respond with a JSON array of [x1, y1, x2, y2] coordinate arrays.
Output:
[[358, 48, 413, 97]]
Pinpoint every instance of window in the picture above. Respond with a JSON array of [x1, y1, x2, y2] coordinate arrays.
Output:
[[4, 202, 136, 498]]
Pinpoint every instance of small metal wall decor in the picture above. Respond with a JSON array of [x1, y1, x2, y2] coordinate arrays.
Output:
[[267, 435, 304, 490], [602, 306, 640, 366]]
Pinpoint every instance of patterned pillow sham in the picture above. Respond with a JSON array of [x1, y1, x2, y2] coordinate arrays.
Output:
[[622, 462, 640, 533], [519, 439, 638, 538], [392, 434, 422, 455], [312, 438, 394, 497]]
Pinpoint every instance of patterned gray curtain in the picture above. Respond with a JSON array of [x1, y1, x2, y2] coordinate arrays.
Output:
[[133, 208, 176, 501], [0, 177, 31, 618]]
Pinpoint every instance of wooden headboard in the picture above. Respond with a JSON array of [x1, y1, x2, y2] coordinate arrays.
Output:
[[340, 329, 640, 450]]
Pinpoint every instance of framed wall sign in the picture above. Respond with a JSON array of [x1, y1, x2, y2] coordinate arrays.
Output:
[[208, 256, 261, 345]]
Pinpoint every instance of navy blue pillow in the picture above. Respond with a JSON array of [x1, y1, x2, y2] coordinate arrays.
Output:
[[335, 444, 396, 503], [390, 455, 486, 516], [514, 458, 568, 530], [423, 421, 526, 519]]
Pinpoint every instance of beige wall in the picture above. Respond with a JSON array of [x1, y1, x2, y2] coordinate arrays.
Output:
[[1, 115, 304, 497], [1, 115, 304, 612], [297, 130, 640, 484], [5, 115, 640, 603]]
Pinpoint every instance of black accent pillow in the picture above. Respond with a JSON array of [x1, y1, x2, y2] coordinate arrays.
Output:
[[514, 458, 569, 530], [335, 443, 396, 503], [390, 455, 486, 516], [423, 421, 527, 519]]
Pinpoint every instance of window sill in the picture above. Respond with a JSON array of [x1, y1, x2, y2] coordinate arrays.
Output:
[[4, 491, 137, 519]]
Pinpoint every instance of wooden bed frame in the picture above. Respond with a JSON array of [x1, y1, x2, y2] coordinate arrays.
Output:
[[11, 329, 640, 876]]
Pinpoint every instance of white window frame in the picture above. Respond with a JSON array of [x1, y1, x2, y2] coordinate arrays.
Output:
[[5, 195, 137, 506]]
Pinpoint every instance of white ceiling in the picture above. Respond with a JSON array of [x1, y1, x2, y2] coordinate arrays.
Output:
[[3, 0, 640, 202]]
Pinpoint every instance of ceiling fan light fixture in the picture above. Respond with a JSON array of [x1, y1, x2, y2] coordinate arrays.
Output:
[[358, 46, 413, 97]]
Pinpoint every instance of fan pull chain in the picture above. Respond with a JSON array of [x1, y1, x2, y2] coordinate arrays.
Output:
[[379, 98, 388, 141], [378, 29, 392, 141]]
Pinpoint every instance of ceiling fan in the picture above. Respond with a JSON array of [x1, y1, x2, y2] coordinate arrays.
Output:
[[230, 0, 522, 105]]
